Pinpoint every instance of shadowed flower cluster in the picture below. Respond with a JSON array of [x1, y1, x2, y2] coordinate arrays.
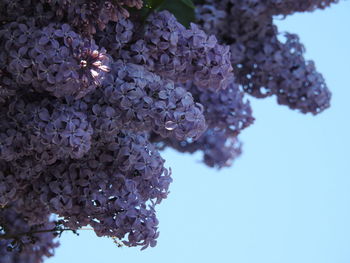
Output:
[[0, 22, 110, 99], [196, 0, 334, 114]]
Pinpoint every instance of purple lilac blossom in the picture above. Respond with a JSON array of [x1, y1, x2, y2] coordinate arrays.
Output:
[[268, 0, 339, 15], [95, 18, 135, 58], [0, 21, 110, 99], [0, 207, 59, 263], [151, 129, 242, 169], [195, 0, 332, 114], [12, 130, 171, 249], [184, 81, 254, 136], [94, 60, 207, 141], [133, 10, 234, 91], [0, 0, 143, 35]]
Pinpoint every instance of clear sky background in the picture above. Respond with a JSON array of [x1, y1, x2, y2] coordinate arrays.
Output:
[[47, 2, 350, 263]]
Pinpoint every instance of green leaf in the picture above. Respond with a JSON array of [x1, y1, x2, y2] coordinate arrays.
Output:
[[144, 0, 165, 9], [157, 0, 196, 28], [181, 0, 195, 9], [138, 0, 196, 28]]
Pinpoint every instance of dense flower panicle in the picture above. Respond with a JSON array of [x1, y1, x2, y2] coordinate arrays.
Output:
[[234, 25, 331, 114], [195, 0, 332, 114], [268, 0, 339, 15], [0, 71, 17, 104], [0, 21, 110, 99], [0, 157, 53, 216], [30, 102, 93, 160], [0, 0, 143, 35], [11, 130, 171, 249], [5, 96, 93, 161], [95, 19, 135, 58], [0, 207, 59, 263], [198, 0, 338, 16], [0, 158, 48, 210], [66, 130, 170, 249], [96, 61, 207, 140], [0, 162, 17, 207], [0, 86, 16, 104], [0, 94, 93, 207], [272, 33, 331, 113], [186, 81, 254, 135], [0, 0, 34, 23], [151, 129, 242, 168], [12, 198, 52, 227], [43, 0, 143, 35], [195, 3, 227, 37], [0, 107, 32, 162], [0, 129, 171, 250], [140, 11, 234, 91]]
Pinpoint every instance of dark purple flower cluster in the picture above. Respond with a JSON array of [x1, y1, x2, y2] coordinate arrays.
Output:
[[95, 18, 135, 58], [42, 0, 143, 35], [95, 61, 207, 140], [135, 11, 234, 91], [9, 97, 93, 160], [3, 130, 171, 250], [0, 0, 143, 35], [0, 21, 110, 100], [151, 128, 242, 168], [49, 130, 171, 250], [0, 86, 175, 248], [0, 0, 35, 24], [186, 81, 254, 136], [268, 0, 339, 15], [196, 0, 334, 114], [0, 0, 337, 260], [0, 206, 59, 263]]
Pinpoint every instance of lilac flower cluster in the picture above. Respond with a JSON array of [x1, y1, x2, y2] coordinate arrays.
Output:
[[0, 0, 337, 261], [95, 61, 207, 140], [0, 102, 172, 252], [11, 130, 171, 250], [196, 0, 334, 114], [42, 0, 143, 34], [9, 97, 93, 160], [151, 129, 242, 168], [0, 0, 143, 35], [95, 19, 135, 58], [149, 78, 250, 168], [268, 0, 339, 15], [0, 21, 110, 99], [0, 206, 58, 263], [186, 81, 254, 136], [136, 11, 234, 91]]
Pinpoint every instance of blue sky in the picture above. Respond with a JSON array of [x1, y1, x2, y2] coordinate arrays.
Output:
[[47, 2, 350, 263]]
